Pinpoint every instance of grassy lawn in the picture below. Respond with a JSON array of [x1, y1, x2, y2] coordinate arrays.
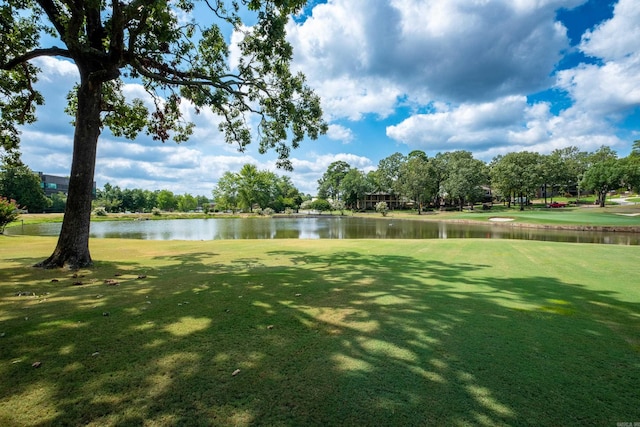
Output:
[[379, 204, 640, 228], [1, 237, 639, 426]]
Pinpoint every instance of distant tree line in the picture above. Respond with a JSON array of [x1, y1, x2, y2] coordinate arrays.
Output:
[[316, 143, 640, 212], [0, 159, 211, 214], [93, 184, 211, 213]]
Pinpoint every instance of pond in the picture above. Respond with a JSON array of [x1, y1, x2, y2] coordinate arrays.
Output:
[[6, 216, 639, 245]]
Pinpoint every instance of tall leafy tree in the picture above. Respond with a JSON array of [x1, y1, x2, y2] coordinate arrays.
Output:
[[581, 148, 623, 207], [339, 168, 372, 210], [156, 189, 177, 211], [622, 142, 640, 193], [236, 164, 267, 212], [95, 183, 123, 212], [490, 151, 542, 210], [145, 190, 158, 212], [317, 160, 350, 200], [548, 146, 589, 200], [397, 153, 437, 214], [376, 152, 406, 194], [128, 188, 149, 212], [540, 152, 564, 204], [1, 0, 326, 268], [177, 193, 198, 212], [0, 161, 50, 212], [440, 151, 487, 211], [212, 171, 239, 213], [430, 152, 453, 207], [273, 175, 302, 211]]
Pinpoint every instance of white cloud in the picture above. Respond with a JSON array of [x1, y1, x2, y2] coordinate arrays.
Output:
[[556, 57, 640, 116], [553, 0, 640, 120], [288, 0, 579, 121], [33, 57, 79, 81], [386, 96, 532, 150], [360, 0, 639, 160], [580, 0, 640, 61], [326, 124, 354, 143], [386, 93, 626, 160]]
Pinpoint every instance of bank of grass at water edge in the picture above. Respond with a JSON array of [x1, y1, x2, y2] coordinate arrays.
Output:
[[0, 237, 638, 426], [375, 203, 640, 229], [10, 211, 216, 227]]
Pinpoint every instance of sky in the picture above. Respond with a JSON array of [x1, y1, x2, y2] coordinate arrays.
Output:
[[14, 0, 640, 196]]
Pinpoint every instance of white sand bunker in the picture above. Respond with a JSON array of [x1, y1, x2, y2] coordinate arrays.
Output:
[[489, 217, 515, 222], [615, 213, 640, 216]]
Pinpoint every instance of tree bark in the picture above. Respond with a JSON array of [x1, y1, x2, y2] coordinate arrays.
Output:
[[36, 74, 101, 269]]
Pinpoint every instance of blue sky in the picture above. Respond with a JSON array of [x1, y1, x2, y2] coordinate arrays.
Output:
[[16, 0, 640, 196]]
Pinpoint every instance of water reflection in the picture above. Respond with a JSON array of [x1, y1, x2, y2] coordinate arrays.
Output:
[[6, 217, 639, 245]]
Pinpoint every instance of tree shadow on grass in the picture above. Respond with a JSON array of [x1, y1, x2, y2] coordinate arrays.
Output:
[[0, 246, 639, 426]]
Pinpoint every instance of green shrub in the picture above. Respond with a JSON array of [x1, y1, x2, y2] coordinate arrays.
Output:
[[0, 197, 20, 234], [375, 201, 389, 216], [92, 207, 108, 216]]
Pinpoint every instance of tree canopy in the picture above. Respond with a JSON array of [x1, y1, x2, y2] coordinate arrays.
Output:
[[212, 163, 305, 213], [490, 151, 542, 210], [1, 0, 326, 268], [317, 160, 350, 200], [581, 153, 623, 207], [0, 161, 50, 212]]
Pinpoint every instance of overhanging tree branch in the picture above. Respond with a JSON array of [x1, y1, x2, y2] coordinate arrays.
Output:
[[0, 47, 73, 70]]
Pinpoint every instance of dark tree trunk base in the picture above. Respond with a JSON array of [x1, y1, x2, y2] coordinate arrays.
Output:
[[34, 250, 93, 270]]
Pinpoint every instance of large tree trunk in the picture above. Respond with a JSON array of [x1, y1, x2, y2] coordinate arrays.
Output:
[[36, 75, 101, 269]]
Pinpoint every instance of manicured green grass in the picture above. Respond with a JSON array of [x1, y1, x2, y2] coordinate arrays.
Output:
[[1, 237, 639, 425], [448, 207, 640, 226], [381, 205, 640, 228]]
